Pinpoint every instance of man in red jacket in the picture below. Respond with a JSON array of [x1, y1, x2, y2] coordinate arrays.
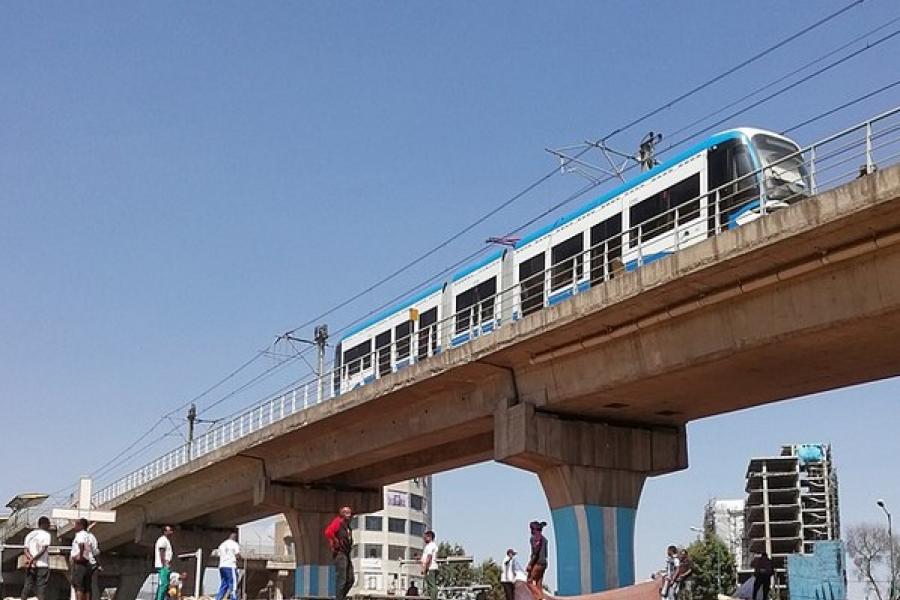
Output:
[[324, 506, 354, 600]]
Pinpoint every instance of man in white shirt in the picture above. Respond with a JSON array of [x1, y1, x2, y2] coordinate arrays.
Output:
[[71, 519, 94, 600], [214, 531, 241, 600], [420, 531, 439, 600], [21, 516, 52, 600], [86, 527, 101, 600], [155, 526, 175, 600], [500, 549, 526, 600]]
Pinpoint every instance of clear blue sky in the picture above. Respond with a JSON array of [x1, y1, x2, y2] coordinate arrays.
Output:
[[2, 1, 899, 597]]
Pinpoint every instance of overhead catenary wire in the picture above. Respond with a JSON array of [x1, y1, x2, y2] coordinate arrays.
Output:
[[783, 79, 900, 135], [666, 15, 900, 142], [85, 1, 874, 485], [661, 27, 900, 154], [280, 1, 863, 340], [597, 0, 867, 142]]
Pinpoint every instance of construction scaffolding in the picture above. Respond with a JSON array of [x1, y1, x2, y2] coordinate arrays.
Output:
[[740, 444, 841, 597]]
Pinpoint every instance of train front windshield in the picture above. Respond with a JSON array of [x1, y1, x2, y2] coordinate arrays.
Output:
[[753, 134, 809, 204]]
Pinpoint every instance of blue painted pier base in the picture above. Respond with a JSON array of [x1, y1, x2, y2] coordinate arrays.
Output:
[[294, 564, 336, 599], [552, 504, 637, 595]]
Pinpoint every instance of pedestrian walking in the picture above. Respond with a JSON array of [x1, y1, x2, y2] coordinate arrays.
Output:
[[673, 549, 693, 600], [215, 531, 242, 600], [21, 516, 52, 600], [324, 506, 354, 600], [155, 526, 175, 600], [526, 522, 548, 600], [751, 551, 774, 600], [86, 525, 101, 600], [421, 531, 439, 600], [501, 549, 526, 600], [70, 519, 94, 600], [660, 545, 679, 600]]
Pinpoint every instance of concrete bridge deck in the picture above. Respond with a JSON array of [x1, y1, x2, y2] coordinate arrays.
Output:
[[6, 164, 900, 599]]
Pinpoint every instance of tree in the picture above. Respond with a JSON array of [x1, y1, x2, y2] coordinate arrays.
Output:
[[437, 541, 476, 589], [686, 533, 737, 600], [436, 542, 504, 600], [846, 523, 900, 600], [474, 558, 503, 600]]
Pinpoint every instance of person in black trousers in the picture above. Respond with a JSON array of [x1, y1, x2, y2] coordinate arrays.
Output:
[[751, 551, 774, 600]]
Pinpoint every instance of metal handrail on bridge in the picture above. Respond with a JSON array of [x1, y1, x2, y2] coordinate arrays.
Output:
[[92, 105, 900, 507]]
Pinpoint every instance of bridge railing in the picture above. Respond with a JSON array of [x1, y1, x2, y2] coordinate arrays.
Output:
[[92, 105, 900, 508]]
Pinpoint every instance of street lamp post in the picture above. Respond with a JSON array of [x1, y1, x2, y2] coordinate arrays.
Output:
[[878, 500, 895, 600]]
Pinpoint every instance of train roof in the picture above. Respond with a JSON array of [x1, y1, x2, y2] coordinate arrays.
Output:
[[340, 127, 796, 342]]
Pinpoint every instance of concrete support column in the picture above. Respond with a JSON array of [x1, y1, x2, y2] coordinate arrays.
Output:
[[282, 510, 335, 599], [495, 403, 687, 594], [253, 477, 382, 599]]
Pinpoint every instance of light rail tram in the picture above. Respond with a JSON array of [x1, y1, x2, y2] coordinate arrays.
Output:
[[335, 127, 808, 393]]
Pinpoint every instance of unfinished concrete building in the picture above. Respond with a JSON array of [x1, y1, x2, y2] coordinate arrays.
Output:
[[741, 444, 840, 595]]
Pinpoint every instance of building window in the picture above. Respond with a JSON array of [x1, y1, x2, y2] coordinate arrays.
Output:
[[388, 545, 407, 561], [364, 573, 382, 591], [409, 521, 425, 537], [364, 544, 383, 559], [365, 516, 383, 531], [350, 516, 360, 530], [410, 494, 424, 511], [388, 518, 406, 534], [351, 545, 359, 559]]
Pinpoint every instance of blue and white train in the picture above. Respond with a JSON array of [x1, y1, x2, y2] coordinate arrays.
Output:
[[335, 127, 808, 393]]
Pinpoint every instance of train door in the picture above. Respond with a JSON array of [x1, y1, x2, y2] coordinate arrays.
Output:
[[707, 140, 760, 231]]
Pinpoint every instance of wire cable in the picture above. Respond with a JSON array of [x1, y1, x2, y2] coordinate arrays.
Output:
[[597, 0, 867, 142], [84, 1, 873, 482], [666, 15, 900, 142]]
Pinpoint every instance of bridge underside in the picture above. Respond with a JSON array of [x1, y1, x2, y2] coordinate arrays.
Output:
[[59, 166, 900, 596]]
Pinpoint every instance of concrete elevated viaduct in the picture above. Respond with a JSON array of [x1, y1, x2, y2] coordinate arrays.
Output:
[[5, 165, 900, 598]]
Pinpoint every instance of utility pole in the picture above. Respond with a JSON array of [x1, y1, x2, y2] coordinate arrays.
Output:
[[187, 403, 197, 458], [186, 403, 220, 459], [878, 500, 895, 600], [314, 324, 328, 403], [279, 324, 329, 403]]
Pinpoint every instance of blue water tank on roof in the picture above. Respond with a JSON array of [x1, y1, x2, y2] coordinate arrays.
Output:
[[796, 444, 824, 464]]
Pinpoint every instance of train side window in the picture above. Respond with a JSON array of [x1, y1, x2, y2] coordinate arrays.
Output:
[[417, 307, 438, 360], [550, 233, 584, 290], [343, 340, 372, 376], [395, 320, 413, 360], [518, 253, 545, 317], [630, 174, 700, 247], [590, 214, 622, 283], [454, 277, 496, 334], [477, 277, 497, 324], [455, 287, 477, 334], [672, 174, 701, 224], [375, 330, 391, 377]]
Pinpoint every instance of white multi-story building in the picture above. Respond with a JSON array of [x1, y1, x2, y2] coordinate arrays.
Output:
[[352, 477, 433, 594], [704, 499, 746, 568], [273, 477, 432, 596]]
